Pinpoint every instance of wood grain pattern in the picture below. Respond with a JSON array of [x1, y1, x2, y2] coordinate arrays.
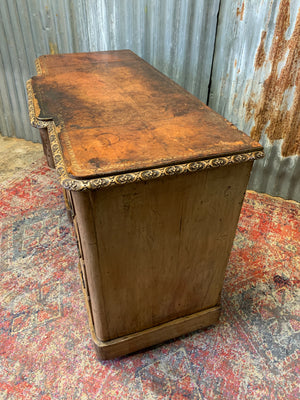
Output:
[[92, 308, 221, 361], [78, 257, 220, 360], [72, 161, 252, 344], [30, 50, 262, 179]]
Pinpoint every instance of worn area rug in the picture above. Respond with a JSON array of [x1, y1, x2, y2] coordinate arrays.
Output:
[[0, 159, 299, 400]]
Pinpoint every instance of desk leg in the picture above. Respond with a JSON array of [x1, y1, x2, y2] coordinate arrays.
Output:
[[39, 127, 55, 168]]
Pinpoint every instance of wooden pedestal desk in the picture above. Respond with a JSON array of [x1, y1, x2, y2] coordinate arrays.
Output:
[[27, 50, 264, 360]]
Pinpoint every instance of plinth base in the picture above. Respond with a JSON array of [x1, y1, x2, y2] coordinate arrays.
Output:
[[79, 261, 220, 360]]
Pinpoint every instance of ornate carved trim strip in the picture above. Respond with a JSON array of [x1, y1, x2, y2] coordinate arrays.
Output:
[[49, 119, 264, 191], [35, 58, 42, 75], [27, 80, 48, 129], [26, 80, 264, 191]]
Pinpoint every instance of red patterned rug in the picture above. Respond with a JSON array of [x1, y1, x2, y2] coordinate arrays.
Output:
[[0, 160, 299, 399]]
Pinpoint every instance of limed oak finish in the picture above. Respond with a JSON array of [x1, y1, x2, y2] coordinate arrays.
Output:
[[27, 50, 264, 359]]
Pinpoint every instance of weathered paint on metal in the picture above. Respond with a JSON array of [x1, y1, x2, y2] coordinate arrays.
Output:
[[0, 0, 219, 143], [209, 0, 300, 201], [250, 0, 300, 157]]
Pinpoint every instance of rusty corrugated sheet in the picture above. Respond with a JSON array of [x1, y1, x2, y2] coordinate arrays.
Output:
[[0, 0, 219, 142], [209, 0, 300, 201]]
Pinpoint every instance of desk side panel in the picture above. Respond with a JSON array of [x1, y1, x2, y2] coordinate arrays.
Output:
[[73, 162, 252, 341]]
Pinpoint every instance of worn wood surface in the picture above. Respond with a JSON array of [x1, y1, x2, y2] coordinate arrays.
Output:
[[77, 258, 220, 360], [30, 50, 262, 179], [1, 0, 220, 143], [71, 161, 253, 344], [92, 307, 221, 361]]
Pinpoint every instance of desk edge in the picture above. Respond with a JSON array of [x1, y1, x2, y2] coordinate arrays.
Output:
[[27, 79, 264, 192]]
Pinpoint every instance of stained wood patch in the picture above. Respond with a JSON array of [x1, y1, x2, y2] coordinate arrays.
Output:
[[28, 50, 262, 179]]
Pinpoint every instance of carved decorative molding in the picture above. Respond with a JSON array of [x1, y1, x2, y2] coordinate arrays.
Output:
[[27, 80, 48, 129], [35, 59, 42, 75], [27, 80, 264, 191]]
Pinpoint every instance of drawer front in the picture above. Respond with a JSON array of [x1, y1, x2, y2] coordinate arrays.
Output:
[[73, 216, 84, 259]]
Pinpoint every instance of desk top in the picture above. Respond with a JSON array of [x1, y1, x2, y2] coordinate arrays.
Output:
[[27, 50, 263, 186]]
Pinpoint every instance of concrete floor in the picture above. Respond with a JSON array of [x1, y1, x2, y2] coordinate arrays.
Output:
[[0, 134, 43, 181]]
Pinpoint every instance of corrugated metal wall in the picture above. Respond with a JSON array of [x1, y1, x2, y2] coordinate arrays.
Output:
[[209, 0, 300, 201], [0, 0, 299, 201]]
